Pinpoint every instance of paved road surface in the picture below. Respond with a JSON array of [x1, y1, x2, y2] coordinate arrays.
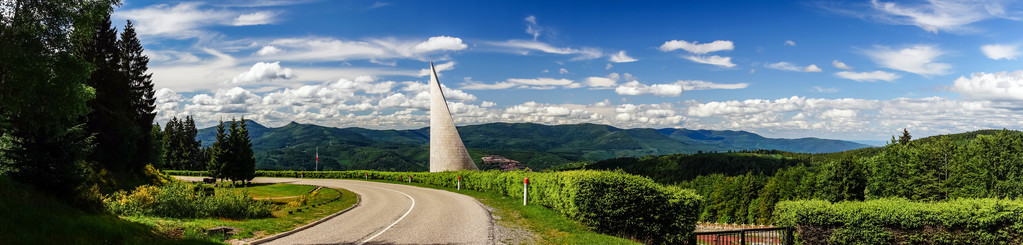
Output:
[[177, 177, 495, 245]]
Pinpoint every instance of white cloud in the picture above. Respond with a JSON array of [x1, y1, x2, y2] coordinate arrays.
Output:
[[659, 40, 734, 54], [261, 36, 467, 63], [835, 70, 901, 82], [230, 61, 296, 84], [865, 45, 950, 76], [615, 81, 684, 97], [480, 101, 496, 107], [525, 16, 542, 40], [461, 77, 579, 90], [585, 73, 619, 88], [766, 62, 821, 72], [609, 50, 638, 63], [417, 61, 456, 77], [952, 71, 1023, 101], [870, 0, 1011, 34], [814, 86, 839, 93], [981, 44, 1020, 60], [114, 2, 233, 39], [233, 11, 277, 26], [606, 63, 613, 70], [785, 40, 797, 46], [685, 55, 736, 68], [489, 40, 603, 60], [256, 46, 283, 56], [804, 64, 823, 72], [559, 68, 569, 74], [832, 60, 853, 70], [677, 80, 749, 90], [413, 36, 468, 52]]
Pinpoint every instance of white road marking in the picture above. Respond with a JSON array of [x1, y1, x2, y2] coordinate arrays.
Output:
[[354, 183, 416, 245]]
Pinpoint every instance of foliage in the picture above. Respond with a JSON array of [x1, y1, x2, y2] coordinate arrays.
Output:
[[583, 152, 804, 184], [200, 169, 701, 244], [774, 198, 1023, 245], [162, 116, 203, 170], [104, 181, 272, 219], [204, 118, 256, 183]]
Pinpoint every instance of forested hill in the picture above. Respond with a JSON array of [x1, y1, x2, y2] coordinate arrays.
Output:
[[195, 120, 870, 171]]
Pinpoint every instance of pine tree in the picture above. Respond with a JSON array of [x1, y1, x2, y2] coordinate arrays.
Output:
[[119, 20, 156, 170], [899, 128, 912, 145], [83, 12, 139, 172], [238, 118, 256, 184], [207, 120, 227, 181]]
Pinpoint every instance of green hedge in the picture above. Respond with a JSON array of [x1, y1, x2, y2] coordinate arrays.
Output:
[[774, 198, 1023, 244], [104, 181, 273, 219], [162, 170, 208, 177], [168, 169, 701, 244]]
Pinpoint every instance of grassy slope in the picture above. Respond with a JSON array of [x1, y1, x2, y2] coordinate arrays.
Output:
[[124, 185, 358, 242], [0, 176, 215, 245], [223, 182, 317, 198]]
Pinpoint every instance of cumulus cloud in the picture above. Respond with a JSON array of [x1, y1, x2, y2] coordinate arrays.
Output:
[[766, 62, 822, 72], [865, 45, 950, 76], [685, 55, 736, 68], [256, 46, 283, 56], [952, 71, 1023, 101], [488, 40, 603, 60], [413, 36, 468, 52], [417, 61, 456, 77], [585, 73, 620, 88], [785, 40, 797, 46], [869, 0, 1013, 34], [832, 60, 854, 70], [659, 40, 734, 54], [981, 44, 1020, 60], [609, 50, 638, 63], [615, 81, 684, 97], [233, 11, 277, 26], [230, 61, 295, 84], [835, 70, 901, 82], [559, 68, 569, 74]]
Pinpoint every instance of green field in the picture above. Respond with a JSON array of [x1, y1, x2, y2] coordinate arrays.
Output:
[[121, 182, 357, 243]]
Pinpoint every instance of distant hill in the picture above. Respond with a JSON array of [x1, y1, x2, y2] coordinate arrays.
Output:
[[195, 121, 870, 171]]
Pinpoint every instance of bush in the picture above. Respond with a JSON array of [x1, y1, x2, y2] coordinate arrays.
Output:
[[774, 198, 1023, 244], [248, 170, 701, 244], [104, 181, 271, 219]]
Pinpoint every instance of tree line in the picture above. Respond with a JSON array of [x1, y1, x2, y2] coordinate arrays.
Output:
[[155, 116, 256, 184], [677, 129, 1023, 225]]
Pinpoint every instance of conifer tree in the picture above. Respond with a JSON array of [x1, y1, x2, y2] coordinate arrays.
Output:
[[238, 118, 256, 184], [119, 20, 156, 170], [207, 120, 227, 181]]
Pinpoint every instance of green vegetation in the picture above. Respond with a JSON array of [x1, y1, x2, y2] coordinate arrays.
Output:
[[201, 169, 701, 244], [774, 198, 1023, 244], [101, 178, 356, 242], [205, 118, 257, 184], [0, 176, 215, 244], [104, 181, 273, 219], [193, 121, 869, 172]]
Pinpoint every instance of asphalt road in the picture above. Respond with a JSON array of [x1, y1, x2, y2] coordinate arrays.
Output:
[[176, 177, 495, 245]]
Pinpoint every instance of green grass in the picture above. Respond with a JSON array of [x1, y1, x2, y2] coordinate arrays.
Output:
[[0, 176, 217, 245], [302, 177, 640, 245], [123, 184, 358, 243], [221, 182, 316, 199]]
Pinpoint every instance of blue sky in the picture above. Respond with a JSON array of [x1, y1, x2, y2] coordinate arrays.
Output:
[[119, 0, 1023, 141]]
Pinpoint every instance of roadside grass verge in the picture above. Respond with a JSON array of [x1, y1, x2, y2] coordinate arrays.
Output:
[[221, 182, 317, 199], [117, 182, 357, 243], [0, 176, 216, 245]]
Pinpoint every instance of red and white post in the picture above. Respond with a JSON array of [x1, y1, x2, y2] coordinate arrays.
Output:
[[457, 176, 461, 190], [408, 175, 412, 183], [523, 177, 529, 206]]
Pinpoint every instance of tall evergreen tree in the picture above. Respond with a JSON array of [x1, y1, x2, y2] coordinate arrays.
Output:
[[238, 118, 256, 184], [119, 20, 156, 170], [82, 11, 139, 172], [899, 128, 912, 145], [207, 120, 228, 181], [0, 0, 111, 195]]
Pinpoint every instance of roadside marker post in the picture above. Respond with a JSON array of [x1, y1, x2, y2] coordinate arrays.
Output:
[[408, 175, 411, 183], [365, 173, 368, 179], [523, 177, 529, 206], [457, 176, 461, 190]]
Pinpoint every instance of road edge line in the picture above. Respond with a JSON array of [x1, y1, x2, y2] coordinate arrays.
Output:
[[247, 188, 363, 245]]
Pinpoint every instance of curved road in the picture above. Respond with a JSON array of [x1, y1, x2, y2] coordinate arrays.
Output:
[[177, 177, 495, 245]]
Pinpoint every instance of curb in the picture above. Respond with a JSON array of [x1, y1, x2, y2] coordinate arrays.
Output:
[[246, 187, 362, 245]]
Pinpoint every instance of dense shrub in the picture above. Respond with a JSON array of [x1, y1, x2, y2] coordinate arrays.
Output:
[[774, 198, 1023, 244], [245, 170, 701, 244], [104, 181, 272, 219]]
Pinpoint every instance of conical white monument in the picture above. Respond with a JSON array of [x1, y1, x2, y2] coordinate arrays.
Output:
[[429, 62, 479, 172]]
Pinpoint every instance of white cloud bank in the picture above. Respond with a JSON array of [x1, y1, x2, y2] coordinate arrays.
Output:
[[952, 71, 1023, 101], [866, 45, 950, 76], [835, 70, 900, 82], [981, 44, 1020, 60]]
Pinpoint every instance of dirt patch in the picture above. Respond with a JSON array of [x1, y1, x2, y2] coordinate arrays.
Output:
[[484, 204, 539, 245]]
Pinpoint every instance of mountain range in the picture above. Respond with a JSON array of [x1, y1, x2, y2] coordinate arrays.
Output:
[[195, 120, 870, 171]]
